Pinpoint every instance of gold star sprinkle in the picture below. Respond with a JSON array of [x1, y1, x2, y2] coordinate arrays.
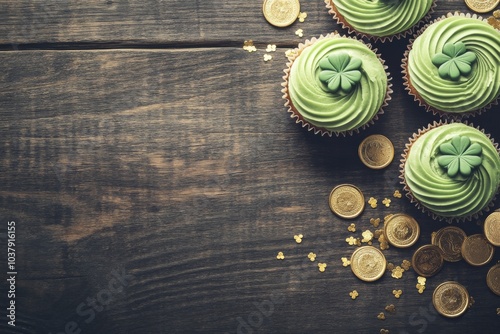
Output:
[[295, 29, 303, 37], [368, 197, 378, 208], [385, 304, 396, 313], [348, 223, 356, 232], [382, 198, 391, 207], [393, 190, 402, 198], [276, 251, 284, 260], [391, 266, 405, 279], [243, 40, 257, 52], [392, 289, 402, 298], [370, 217, 381, 228], [298, 12, 307, 22], [401, 260, 411, 271], [294, 234, 303, 243], [349, 290, 359, 300], [263, 54, 273, 62], [308, 252, 316, 262], [417, 276, 426, 285], [285, 49, 297, 58], [416, 284, 426, 294], [380, 330, 389, 334], [341, 257, 351, 267], [362, 230, 374, 243], [265, 44, 276, 52], [318, 263, 327, 272], [377, 312, 386, 320]]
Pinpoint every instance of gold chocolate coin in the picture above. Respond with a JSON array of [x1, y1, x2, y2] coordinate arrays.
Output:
[[486, 263, 500, 296], [329, 184, 365, 219], [383, 213, 420, 248], [358, 134, 394, 169], [432, 226, 467, 262], [433, 281, 470, 318], [461, 234, 495, 266], [464, 0, 499, 13], [350, 246, 387, 282], [484, 211, 500, 246], [412, 244, 444, 277], [262, 0, 300, 28]]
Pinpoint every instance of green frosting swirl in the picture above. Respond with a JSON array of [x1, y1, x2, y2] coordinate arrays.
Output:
[[332, 0, 433, 37], [408, 16, 500, 113], [404, 123, 500, 219], [288, 36, 388, 132]]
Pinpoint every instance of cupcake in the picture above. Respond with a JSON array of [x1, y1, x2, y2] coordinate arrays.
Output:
[[400, 121, 500, 222], [325, 0, 435, 42], [281, 33, 392, 137], [403, 13, 500, 118]]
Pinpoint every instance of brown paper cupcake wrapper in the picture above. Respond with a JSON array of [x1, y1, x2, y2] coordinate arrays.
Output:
[[399, 120, 500, 223], [324, 0, 436, 43], [281, 32, 393, 137], [401, 12, 500, 120]]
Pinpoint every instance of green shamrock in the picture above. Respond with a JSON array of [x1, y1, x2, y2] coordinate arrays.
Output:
[[437, 135, 482, 178], [432, 42, 477, 81], [318, 53, 362, 93]]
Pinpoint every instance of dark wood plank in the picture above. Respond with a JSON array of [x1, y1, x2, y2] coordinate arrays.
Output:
[[0, 0, 484, 47]]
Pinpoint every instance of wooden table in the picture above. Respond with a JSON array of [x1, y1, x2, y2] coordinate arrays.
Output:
[[1, 1, 499, 333]]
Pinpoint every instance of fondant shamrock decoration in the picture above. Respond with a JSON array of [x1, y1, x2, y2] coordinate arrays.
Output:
[[437, 135, 482, 178], [432, 42, 477, 81], [318, 53, 362, 93]]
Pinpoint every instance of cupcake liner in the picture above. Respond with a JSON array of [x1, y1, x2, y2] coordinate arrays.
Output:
[[402, 12, 500, 120], [281, 32, 393, 137], [324, 0, 436, 43], [399, 120, 500, 223]]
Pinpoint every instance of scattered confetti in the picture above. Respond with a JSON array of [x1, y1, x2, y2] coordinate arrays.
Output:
[[391, 266, 405, 279], [285, 49, 297, 58], [243, 40, 257, 52], [362, 230, 374, 243], [349, 290, 359, 300], [368, 197, 378, 208], [401, 260, 412, 271], [295, 28, 303, 37], [348, 223, 356, 232], [263, 54, 273, 62], [318, 263, 327, 272], [382, 198, 391, 207], [266, 44, 277, 52], [370, 217, 381, 228], [393, 289, 402, 298], [308, 252, 317, 262], [298, 12, 307, 22], [380, 329, 389, 334], [294, 234, 303, 243], [276, 251, 285, 260], [393, 190, 402, 198], [385, 304, 396, 313], [341, 257, 351, 267], [377, 312, 386, 320]]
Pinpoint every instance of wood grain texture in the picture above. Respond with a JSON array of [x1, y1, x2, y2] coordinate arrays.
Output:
[[0, 1, 500, 333]]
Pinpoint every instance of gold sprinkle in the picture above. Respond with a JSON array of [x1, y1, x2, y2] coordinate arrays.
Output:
[[308, 252, 316, 261], [276, 251, 285, 260], [468, 296, 475, 309], [265, 44, 276, 52], [294, 234, 303, 243], [382, 198, 391, 207], [386, 262, 395, 271], [496, 307, 500, 315], [393, 190, 402, 198], [417, 276, 426, 285], [385, 304, 396, 313], [380, 241, 389, 250], [263, 54, 273, 62], [391, 266, 405, 279], [348, 223, 356, 232], [285, 49, 297, 58], [318, 263, 327, 272], [368, 197, 378, 208], [243, 40, 257, 52], [341, 257, 351, 267], [392, 289, 402, 298], [377, 312, 386, 320], [298, 12, 307, 22], [416, 283, 426, 294], [380, 329, 389, 334], [349, 290, 359, 300], [374, 229, 384, 239], [494, 10, 500, 18], [487, 16, 500, 29], [295, 28, 303, 37], [370, 217, 381, 228], [401, 260, 412, 271], [362, 230, 374, 243], [383, 214, 393, 222], [346, 236, 358, 246]]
